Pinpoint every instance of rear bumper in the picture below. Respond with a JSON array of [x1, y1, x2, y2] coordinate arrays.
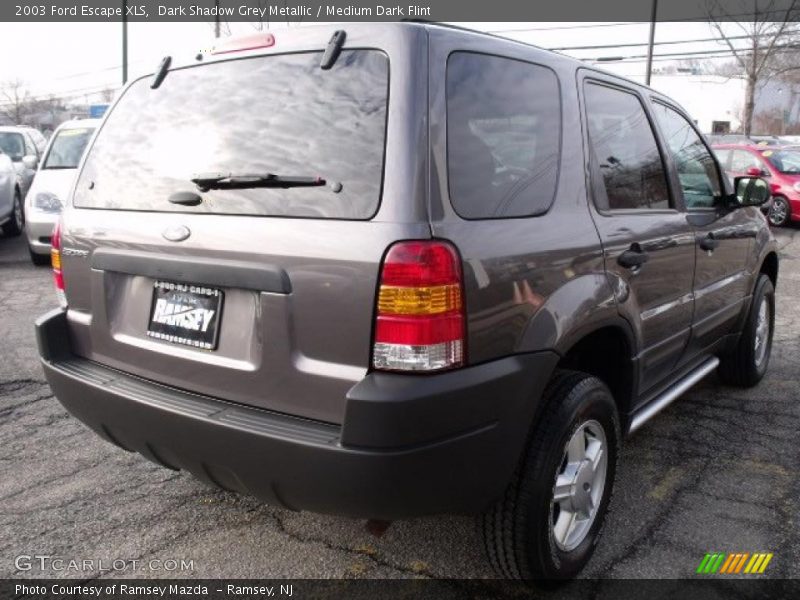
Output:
[[36, 308, 558, 519]]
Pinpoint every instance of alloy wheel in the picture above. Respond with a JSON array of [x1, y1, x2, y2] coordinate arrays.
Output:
[[754, 296, 770, 368], [768, 198, 788, 226], [551, 419, 608, 552]]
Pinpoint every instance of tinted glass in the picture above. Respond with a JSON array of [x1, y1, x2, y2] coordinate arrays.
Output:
[[0, 132, 25, 159], [652, 102, 721, 209], [43, 127, 95, 169], [75, 50, 389, 219], [584, 83, 670, 210], [446, 52, 560, 219]]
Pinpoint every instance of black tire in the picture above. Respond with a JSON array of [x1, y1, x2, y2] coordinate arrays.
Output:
[[28, 246, 50, 266], [1, 189, 24, 237], [718, 274, 775, 387], [767, 196, 790, 227], [480, 369, 620, 581]]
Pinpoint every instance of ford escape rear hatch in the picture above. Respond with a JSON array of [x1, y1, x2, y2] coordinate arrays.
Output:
[[59, 46, 398, 425]]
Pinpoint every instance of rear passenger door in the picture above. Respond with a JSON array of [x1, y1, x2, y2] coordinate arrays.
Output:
[[650, 101, 754, 358], [580, 76, 696, 399]]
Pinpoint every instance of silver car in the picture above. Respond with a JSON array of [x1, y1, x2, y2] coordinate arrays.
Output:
[[25, 119, 99, 264], [0, 126, 44, 199], [0, 150, 21, 236]]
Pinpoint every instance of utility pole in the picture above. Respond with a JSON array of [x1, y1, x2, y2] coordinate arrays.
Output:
[[214, 0, 221, 38], [645, 0, 658, 86], [122, 0, 128, 84]]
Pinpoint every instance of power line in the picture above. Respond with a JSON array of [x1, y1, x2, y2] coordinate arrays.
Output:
[[486, 9, 800, 36], [550, 34, 752, 51], [486, 22, 638, 33], [589, 41, 800, 62]]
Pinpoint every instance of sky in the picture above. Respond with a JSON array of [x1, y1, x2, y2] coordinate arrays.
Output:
[[0, 20, 746, 104]]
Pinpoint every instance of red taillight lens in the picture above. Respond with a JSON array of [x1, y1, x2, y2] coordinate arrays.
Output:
[[373, 241, 465, 372], [51, 220, 66, 308]]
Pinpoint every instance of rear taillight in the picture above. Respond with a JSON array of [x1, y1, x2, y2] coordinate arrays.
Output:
[[51, 220, 66, 308], [372, 241, 466, 372]]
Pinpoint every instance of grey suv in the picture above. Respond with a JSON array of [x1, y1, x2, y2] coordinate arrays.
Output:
[[36, 23, 777, 580]]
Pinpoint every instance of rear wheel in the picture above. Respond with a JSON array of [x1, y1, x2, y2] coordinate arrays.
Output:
[[480, 370, 620, 581], [1, 190, 24, 236], [718, 274, 774, 387], [767, 196, 790, 227]]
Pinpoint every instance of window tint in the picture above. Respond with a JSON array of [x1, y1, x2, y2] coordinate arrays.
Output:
[[584, 83, 670, 210], [652, 102, 721, 209], [446, 52, 560, 219], [74, 50, 389, 219], [731, 149, 764, 173]]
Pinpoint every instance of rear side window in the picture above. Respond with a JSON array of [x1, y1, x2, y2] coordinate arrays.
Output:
[[584, 83, 670, 211], [74, 50, 389, 219], [446, 52, 560, 219]]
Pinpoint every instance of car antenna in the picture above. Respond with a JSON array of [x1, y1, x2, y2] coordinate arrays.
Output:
[[151, 56, 172, 89], [320, 30, 346, 70]]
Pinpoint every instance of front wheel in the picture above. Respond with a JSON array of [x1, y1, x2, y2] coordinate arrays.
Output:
[[718, 274, 775, 387], [480, 370, 620, 581], [767, 196, 790, 227]]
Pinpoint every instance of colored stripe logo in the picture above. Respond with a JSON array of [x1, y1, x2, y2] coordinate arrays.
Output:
[[696, 552, 773, 574]]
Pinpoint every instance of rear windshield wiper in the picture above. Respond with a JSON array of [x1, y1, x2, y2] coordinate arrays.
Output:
[[191, 172, 326, 192]]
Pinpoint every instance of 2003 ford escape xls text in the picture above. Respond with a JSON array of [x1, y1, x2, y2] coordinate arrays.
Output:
[[36, 23, 778, 580]]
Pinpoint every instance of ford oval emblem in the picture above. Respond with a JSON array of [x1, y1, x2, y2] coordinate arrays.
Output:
[[162, 225, 191, 242]]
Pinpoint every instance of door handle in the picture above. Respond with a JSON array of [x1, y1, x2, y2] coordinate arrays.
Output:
[[699, 233, 719, 252], [617, 244, 650, 269]]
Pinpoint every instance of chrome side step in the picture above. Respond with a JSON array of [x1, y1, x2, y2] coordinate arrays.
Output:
[[628, 356, 719, 434]]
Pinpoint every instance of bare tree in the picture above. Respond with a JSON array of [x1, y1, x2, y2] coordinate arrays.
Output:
[[0, 78, 34, 125], [708, 0, 800, 135]]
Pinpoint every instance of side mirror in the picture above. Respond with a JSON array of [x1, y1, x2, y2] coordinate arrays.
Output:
[[745, 167, 761, 177], [731, 176, 771, 207], [22, 155, 38, 170]]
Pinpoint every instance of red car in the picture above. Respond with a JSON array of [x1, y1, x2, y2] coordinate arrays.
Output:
[[713, 143, 800, 226]]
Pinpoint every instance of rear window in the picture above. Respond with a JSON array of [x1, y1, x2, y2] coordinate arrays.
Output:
[[43, 127, 95, 169], [446, 52, 561, 219], [74, 50, 389, 219]]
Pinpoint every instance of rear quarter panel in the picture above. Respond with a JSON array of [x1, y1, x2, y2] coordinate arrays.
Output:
[[426, 28, 614, 365]]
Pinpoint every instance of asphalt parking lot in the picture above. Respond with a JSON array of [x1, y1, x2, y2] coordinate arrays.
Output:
[[0, 228, 798, 581]]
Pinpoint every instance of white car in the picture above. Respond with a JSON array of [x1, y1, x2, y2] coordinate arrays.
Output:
[[25, 119, 99, 264], [0, 150, 21, 237]]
